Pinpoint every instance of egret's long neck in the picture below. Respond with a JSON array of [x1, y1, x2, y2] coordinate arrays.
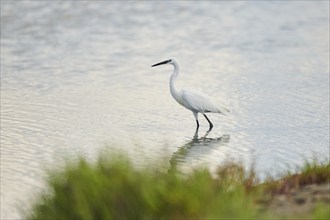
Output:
[[169, 62, 181, 102]]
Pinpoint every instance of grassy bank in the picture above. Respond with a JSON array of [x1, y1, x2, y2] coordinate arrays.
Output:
[[28, 155, 329, 219]]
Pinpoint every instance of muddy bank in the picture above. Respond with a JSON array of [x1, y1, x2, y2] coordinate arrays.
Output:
[[266, 183, 330, 217]]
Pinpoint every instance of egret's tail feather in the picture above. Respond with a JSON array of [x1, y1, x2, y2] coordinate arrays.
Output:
[[217, 106, 230, 115]]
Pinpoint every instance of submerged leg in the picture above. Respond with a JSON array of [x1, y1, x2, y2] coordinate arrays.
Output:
[[203, 113, 213, 130]]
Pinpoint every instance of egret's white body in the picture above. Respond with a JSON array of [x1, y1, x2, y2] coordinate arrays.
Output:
[[151, 58, 229, 130]]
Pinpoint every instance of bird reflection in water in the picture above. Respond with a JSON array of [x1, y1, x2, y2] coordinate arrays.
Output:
[[169, 129, 230, 172]]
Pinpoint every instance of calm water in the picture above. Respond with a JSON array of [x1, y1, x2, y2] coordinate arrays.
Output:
[[1, 2, 329, 219]]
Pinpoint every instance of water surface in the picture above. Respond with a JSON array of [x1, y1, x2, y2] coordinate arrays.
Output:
[[1, 2, 329, 219]]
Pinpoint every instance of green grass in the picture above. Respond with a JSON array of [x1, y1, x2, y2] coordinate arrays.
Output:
[[28, 154, 329, 220], [264, 161, 330, 195]]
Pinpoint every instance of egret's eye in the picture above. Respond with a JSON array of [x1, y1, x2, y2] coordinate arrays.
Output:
[[168, 59, 172, 62]]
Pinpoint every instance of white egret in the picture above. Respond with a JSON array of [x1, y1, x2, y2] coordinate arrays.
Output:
[[151, 58, 229, 130]]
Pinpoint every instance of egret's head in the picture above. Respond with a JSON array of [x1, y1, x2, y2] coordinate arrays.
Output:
[[151, 58, 178, 67]]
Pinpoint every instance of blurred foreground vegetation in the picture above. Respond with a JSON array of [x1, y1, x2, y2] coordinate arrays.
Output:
[[28, 154, 329, 220]]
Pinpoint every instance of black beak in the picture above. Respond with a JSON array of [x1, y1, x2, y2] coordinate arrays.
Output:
[[151, 60, 170, 67]]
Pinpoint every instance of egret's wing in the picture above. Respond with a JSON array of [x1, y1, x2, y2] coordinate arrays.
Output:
[[181, 90, 229, 114]]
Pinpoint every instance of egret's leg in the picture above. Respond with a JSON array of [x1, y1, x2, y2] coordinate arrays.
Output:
[[193, 112, 199, 130], [203, 114, 213, 129]]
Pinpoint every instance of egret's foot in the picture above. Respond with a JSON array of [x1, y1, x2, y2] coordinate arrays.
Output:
[[206, 125, 213, 134], [193, 129, 199, 140]]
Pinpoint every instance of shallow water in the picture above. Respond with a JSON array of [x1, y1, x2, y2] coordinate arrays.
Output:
[[1, 2, 329, 219]]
